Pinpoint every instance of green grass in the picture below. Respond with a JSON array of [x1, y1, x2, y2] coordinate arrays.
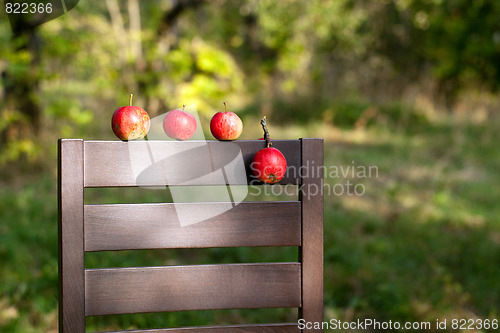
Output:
[[1, 103, 500, 332], [0, 178, 58, 332], [320, 109, 500, 332]]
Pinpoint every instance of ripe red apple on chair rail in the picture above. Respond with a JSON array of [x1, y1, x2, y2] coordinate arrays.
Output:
[[210, 102, 243, 141], [163, 104, 197, 140], [111, 94, 150, 141], [251, 116, 287, 184]]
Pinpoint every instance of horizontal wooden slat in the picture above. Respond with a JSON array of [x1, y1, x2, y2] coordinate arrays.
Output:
[[85, 263, 301, 316], [101, 323, 299, 333], [84, 201, 301, 251], [84, 140, 301, 187]]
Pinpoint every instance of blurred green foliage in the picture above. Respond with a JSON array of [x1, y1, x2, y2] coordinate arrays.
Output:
[[1, 0, 500, 331], [1, 0, 498, 162]]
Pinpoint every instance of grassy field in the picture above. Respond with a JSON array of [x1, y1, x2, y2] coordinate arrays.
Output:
[[1, 103, 500, 332]]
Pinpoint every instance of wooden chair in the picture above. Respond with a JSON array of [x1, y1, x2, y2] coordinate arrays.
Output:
[[58, 138, 323, 332]]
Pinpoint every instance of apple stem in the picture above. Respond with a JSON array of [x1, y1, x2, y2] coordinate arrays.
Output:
[[223, 102, 227, 112], [129, 94, 133, 106], [260, 116, 271, 148], [182, 104, 186, 112]]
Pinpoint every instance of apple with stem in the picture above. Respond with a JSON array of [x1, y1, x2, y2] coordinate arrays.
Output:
[[210, 102, 243, 141], [111, 94, 150, 141], [163, 104, 197, 140], [251, 116, 287, 184]]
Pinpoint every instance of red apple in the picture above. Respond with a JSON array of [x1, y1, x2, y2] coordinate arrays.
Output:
[[210, 102, 243, 141], [163, 105, 197, 140], [252, 147, 287, 184], [251, 116, 287, 184], [111, 94, 150, 141]]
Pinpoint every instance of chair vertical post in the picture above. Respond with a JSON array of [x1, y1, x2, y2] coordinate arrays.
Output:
[[58, 139, 85, 332], [299, 138, 324, 332]]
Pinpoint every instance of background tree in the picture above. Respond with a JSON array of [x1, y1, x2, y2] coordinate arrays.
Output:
[[0, 9, 42, 162]]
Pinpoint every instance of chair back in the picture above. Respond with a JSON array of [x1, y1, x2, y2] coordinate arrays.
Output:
[[58, 138, 323, 332]]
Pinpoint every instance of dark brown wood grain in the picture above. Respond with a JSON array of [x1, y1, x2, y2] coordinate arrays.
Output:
[[59, 139, 324, 332], [58, 139, 85, 332], [85, 263, 301, 316], [103, 323, 299, 332], [83, 140, 301, 187], [84, 201, 301, 251], [299, 138, 324, 332]]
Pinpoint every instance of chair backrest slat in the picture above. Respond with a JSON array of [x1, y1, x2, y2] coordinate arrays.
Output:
[[84, 140, 302, 187], [84, 201, 301, 251], [58, 138, 323, 332], [108, 323, 300, 333], [85, 263, 301, 316]]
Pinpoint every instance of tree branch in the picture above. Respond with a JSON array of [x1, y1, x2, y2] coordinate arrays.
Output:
[[128, 0, 143, 64], [157, 0, 206, 36], [105, 0, 128, 64]]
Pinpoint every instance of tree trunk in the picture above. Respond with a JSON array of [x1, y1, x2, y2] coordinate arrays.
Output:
[[1, 18, 42, 145]]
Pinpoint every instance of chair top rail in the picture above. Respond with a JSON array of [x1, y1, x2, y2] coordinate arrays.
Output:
[[82, 140, 302, 187]]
